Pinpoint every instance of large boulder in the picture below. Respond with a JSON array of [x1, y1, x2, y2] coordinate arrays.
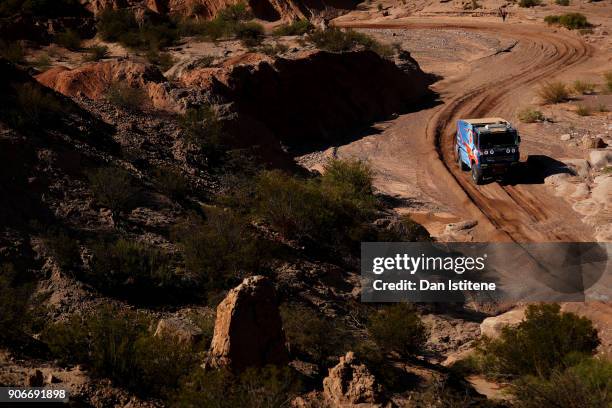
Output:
[[154, 317, 203, 346], [480, 308, 525, 338], [207, 276, 289, 371], [322, 352, 389, 407], [587, 150, 612, 170]]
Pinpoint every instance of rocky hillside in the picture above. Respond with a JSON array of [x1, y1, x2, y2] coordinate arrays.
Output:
[[83, 0, 359, 21]]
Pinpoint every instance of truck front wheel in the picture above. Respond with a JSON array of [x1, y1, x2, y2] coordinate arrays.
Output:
[[471, 165, 484, 185]]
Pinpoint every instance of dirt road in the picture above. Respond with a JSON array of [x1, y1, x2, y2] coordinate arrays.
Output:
[[334, 18, 597, 243]]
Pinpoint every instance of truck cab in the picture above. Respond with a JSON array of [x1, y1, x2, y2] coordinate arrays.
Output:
[[455, 118, 521, 185]]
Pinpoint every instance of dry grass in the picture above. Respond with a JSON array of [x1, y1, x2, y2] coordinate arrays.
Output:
[[572, 80, 595, 95], [538, 81, 569, 104], [575, 105, 591, 116], [518, 107, 544, 123]]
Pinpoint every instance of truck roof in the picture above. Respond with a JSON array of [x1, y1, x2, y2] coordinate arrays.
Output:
[[462, 117, 508, 126]]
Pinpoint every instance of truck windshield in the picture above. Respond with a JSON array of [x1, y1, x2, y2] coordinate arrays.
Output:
[[479, 131, 517, 148]]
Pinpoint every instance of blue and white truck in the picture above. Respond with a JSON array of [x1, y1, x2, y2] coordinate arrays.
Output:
[[455, 118, 521, 185]]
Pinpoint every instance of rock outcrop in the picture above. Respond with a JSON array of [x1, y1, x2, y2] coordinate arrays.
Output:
[[154, 317, 203, 345], [82, 0, 358, 21], [322, 352, 389, 407], [480, 308, 525, 338], [207, 276, 289, 371], [187, 49, 432, 152], [36, 60, 180, 112]]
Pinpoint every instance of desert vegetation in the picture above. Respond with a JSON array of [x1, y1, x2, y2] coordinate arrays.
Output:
[[307, 27, 394, 57], [97, 8, 179, 51], [176, 2, 265, 46], [538, 81, 570, 104], [273, 19, 314, 36], [572, 80, 596, 95], [42, 305, 200, 399], [518, 107, 544, 123], [604, 71, 612, 92], [518, 0, 541, 8], [105, 82, 147, 110], [544, 13, 591, 30]]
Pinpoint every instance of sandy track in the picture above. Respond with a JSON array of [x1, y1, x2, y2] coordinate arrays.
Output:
[[337, 19, 595, 243]]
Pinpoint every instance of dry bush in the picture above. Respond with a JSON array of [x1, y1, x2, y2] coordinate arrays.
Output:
[[88, 167, 137, 214], [604, 71, 612, 93], [106, 82, 147, 110], [538, 81, 569, 104], [368, 303, 428, 357], [572, 80, 595, 94], [518, 107, 544, 123], [575, 104, 591, 116]]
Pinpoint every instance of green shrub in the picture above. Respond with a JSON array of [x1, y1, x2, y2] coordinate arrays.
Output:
[[575, 104, 591, 116], [273, 19, 313, 36], [97, 8, 138, 42], [106, 82, 147, 110], [175, 365, 300, 408], [44, 230, 80, 270], [176, 209, 263, 290], [519, 0, 541, 7], [84, 45, 109, 62], [218, 1, 253, 22], [604, 71, 612, 92], [8, 83, 63, 129], [538, 81, 569, 104], [55, 29, 81, 50], [555, 0, 570, 5], [307, 27, 393, 57], [250, 160, 380, 251], [88, 167, 138, 214], [153, 166, 189, 199], [280, 303, 352, 363], [0, 263, 35, 345], [257, 42, 289, 56], [42, 305, 197, 398], [572, 79, 595, 94], [475, 304, 599, 378], [180, 105, 225, 160], [97, 8, 178, 50], [32, 53, 51, 69], [367, 303, 427, 357], [0, 40, 24, 63], [380, 215, 431, 242], [518, 107, 544, 123], [146, 49, 174, 71], [236, 21, 265, 47], [511, 358, 612, 407], [545, 13, 591, 29], [86, 239, 176, 299]]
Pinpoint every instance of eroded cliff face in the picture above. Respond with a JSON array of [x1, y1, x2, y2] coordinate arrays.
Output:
[[82, 0, 359, 21], [36, 49, 432, 157], [201, 49, 433, 152]]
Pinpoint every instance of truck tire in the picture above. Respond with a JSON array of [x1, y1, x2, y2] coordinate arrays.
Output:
[[471, 165, 484, 185]]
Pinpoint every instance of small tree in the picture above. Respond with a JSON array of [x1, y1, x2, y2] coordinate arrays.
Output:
[[88, 167, 137, 215], [511, 358, 612, 408], [476, 304, 599, 378], [368, 303, 427, 357]]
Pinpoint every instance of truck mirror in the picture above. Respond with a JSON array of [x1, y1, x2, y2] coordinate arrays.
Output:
[[518, 136, 521, 143]]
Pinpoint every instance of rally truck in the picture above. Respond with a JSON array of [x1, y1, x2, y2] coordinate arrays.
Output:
[[455, 117, 521, 185]]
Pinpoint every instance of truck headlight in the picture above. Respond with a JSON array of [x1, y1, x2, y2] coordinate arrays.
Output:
[[511, 148, 516, 153], [506, 148, 511, 154], [483, 150, 489, 155]]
